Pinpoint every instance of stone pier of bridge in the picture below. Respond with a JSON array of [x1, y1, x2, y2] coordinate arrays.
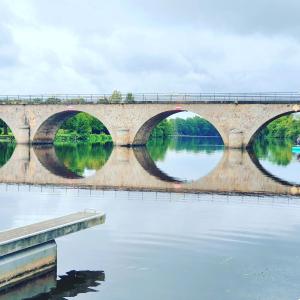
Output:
[[1, 101, 300, 149]]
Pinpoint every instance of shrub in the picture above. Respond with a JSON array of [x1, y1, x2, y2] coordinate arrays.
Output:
[[125, 93, 135, 103], [98, 96, 109, 104], [110, 90, 122, 103], [65, 97, 85, 105], [46, 97, 61, 104]]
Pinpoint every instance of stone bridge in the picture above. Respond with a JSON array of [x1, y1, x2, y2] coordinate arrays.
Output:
[[0, 93, 300, 148], [0, 145, 299, 196]]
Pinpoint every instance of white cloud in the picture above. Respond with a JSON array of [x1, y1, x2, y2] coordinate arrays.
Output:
[[0, 0, 299, 93]]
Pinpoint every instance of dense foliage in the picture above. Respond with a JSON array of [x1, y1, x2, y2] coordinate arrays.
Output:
[[251, 114, 300, 166], [258, 115, 300, 141], [150, 116, 221, 138], [0, 120, 14, 138], [55, 112, 112, 144]]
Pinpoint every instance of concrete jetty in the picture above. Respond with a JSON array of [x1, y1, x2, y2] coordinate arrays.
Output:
[[0, 211, 105, 257], [0, 211, 105, 291]]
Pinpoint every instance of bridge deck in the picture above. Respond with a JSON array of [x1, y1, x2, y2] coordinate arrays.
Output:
[[0, 211, 105, 257]]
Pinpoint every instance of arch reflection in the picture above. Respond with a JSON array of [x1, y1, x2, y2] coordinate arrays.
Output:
[[133, 146, 181, 183], [144, 136, 224, 183], [1, 144, 299, 195], [34, 143, 113, 179], [0, 142, 15, 169], [249, 139, 300, 187]]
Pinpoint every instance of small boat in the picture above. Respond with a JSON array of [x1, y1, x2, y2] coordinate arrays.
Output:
[[292, 146, 300, 153]]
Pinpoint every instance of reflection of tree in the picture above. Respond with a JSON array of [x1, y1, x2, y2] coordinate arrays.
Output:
[[252, 138, 293, 166], [147, 138, 171, 161], [168, 137, 223, 153], [25, 270, 105, 300], [147, 137, 223, 162], [0, 143, 15, 168], [55, 143, 113, 176]]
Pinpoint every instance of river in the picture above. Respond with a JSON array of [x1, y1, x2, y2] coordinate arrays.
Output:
[[0, 137, 300, 299]]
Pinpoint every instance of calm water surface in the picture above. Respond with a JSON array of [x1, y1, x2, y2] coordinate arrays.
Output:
[[0, 137, 300, 299], [147, 137, 224, 182], [253, 138, 300, 185]]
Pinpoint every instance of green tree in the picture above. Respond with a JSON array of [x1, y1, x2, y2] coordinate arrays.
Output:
[[0, 119, 8, 135], [110, 90, 122, 103], [125, 93, 135, 103], [57, 112, 111, 143], [257, 114, 300, 142], [149, 116, 220, 138]]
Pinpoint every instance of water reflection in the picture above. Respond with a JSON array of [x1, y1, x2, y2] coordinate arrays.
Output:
[[147, 137, 224, 182], [35, 143, 113, 178], [0, 270, 105, 300], [134, 147, 181, 183], [33, 137, 224, 184], [2, 138, 300, 194], [26, 270, 104, 299], [252, 138, 300, 185], [0, 143, 15, 168], [55, 143, 113, 177]]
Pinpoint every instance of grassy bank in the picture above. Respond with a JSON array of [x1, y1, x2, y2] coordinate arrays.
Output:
[[0, 134, 15, 143], [54, 130, 112, 145]]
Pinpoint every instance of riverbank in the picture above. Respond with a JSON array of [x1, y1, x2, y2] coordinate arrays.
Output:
[[0, 135, 15, 142], [54, 132, 112, 145]]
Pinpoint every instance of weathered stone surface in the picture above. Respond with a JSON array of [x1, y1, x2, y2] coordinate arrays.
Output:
[[0, 102, 299, 148]]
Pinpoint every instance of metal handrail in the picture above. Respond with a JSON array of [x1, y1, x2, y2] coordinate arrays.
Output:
[[0, 92, 299, 104]]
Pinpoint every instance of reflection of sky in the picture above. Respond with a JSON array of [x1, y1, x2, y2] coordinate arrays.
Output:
[[155, 149, 223, 182], [167, 111, 198, 119], [259, 155, 300, 185], [83, 169, 96, 177]]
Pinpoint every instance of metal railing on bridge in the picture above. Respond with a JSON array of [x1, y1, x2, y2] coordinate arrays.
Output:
[[0, 92, 299, 104]]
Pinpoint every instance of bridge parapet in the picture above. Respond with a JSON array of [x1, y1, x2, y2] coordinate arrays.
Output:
[[0, 92, 299, 104]]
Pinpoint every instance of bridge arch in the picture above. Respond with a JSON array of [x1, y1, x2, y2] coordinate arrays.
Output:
[[32, 110, 113, 144], [246, 109, 299, 147], [132, 109, 226, 146]]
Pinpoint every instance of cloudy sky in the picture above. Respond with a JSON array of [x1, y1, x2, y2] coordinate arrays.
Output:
[[0, 0, 299, 94]]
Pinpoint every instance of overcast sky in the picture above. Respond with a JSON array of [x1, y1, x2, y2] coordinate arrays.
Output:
[[0, 0, 299, 94]]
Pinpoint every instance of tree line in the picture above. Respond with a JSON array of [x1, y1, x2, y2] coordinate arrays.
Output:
[[258, 114, 300, 141], [150, 116, 221, 138], [55, 112, 112, 144]]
